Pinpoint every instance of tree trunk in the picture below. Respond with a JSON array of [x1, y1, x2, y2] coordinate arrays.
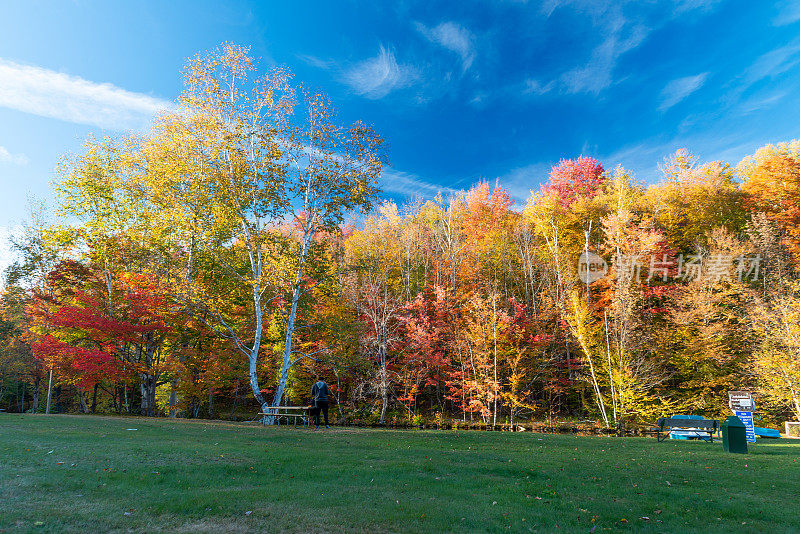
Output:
[[91, 383, 99, 414], [248, 351, 269, 421], [379, 346, 389, 424], [604, 311, 618, 427], [18, 382, 25, 413], [32, 378, 40, 413], [79, 390, 89, 414], [45, 368, 53, 414], [230, 379, 240, 419], [492, 296, 498, 428], [270, 234, 312, 422], [168, 380, 178, 418], [114, 386, 122, 414], [139, 374, 157, 416], [140, 379, 150, 416]]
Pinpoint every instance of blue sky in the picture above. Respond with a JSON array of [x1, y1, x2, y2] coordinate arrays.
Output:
[[2, 0, 800, 242]]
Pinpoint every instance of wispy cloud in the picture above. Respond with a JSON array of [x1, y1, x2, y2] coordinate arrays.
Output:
[[737, 91, 789, 114], [539, 1, 719, 96], [498, 161, 555, 204], [523, 79, 555, 95], [659, 73, 708, 111], [537, 2, 651, 94], [0, 58, 172, 131], [341, 46, 417, 100], [415, 21, 476, 71], [560, 22, 649, 94], [380, 168, 459, 198], [741, 44, 800, 88], [0, 146, 28, 165], [774, 0, 800, 26], [716, 43, 800, 113], [672, 0, 725, 14], [296, 54, 335, 70]]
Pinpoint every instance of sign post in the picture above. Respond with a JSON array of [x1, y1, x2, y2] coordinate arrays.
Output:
[[728, 391, 756, 443]]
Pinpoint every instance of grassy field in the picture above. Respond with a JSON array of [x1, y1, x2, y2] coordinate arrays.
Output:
[[1, 415, 798, 533]]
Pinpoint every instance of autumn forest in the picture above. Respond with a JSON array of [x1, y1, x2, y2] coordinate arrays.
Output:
[[2, 45, 800, 430]]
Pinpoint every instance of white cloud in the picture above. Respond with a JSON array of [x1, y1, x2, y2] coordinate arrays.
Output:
[[0, 145, 28, 165], [716, 44, 800, 112], [774, 0, 800, 26], [296, 54, 335, 70], [469, 91, 489, 106], [737, 91, 788, 114], [742, 44, 800, 88], [672, 0, 725, 13], [341, 46, 417, 100], [380, 168, 459, 198], [561, 22, 649, 94], [0, 58, 173, 131], [541, 1, 719, 96], [538, 3, 651, 94], [523, 79, 554, 95], [498, 161, 555, 204], [658, 73, 708, 111], [415, 21, 476, 71]]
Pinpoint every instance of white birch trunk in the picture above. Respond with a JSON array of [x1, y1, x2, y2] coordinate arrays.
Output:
[[45, 368, 53, 414], [270, 232, 312, 422]]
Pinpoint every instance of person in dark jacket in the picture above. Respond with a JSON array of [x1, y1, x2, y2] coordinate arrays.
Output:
[[311, 376, 330, 428]]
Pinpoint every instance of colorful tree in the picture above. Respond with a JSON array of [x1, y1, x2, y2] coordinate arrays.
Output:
[[740, 145, 800, 262], [542, 156, 605, 208]]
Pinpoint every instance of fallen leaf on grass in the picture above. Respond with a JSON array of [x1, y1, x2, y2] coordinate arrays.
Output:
[[34, 521, 44, 526]]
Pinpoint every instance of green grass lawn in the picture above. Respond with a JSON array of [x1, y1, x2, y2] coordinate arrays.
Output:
[[1, 415, 798, 533]]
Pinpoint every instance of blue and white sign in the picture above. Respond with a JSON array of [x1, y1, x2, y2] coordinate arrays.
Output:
[[735, 410, 756, 443]]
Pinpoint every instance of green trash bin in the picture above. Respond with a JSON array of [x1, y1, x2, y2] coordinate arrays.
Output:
[[721, 416, 748, 454]]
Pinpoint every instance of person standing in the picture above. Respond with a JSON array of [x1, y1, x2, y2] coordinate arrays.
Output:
[[311, 376, 330, 428]]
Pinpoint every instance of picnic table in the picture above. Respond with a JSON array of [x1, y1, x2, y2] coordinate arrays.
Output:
[[258, 406, 312, 427], [654, 415, 719, 442]]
